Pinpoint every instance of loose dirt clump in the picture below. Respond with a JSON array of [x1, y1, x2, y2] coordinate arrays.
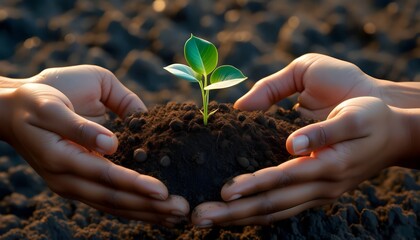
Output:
[[107, 102, 313, 208]]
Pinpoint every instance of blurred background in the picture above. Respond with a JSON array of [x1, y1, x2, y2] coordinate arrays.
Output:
[[0, 0, 418, 107]]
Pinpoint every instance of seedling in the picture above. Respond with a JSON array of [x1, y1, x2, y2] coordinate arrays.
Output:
[[164, 34, 247, 125]]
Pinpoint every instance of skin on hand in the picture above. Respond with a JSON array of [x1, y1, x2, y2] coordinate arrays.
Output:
[[234, 53, 381, 120], [192, 97, 410, 226], [192, 53, 414, 227], [0, 66, 189, 227], [31, 65, 148, 123]]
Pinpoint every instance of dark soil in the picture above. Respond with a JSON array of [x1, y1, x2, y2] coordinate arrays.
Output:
[[106, 102, 312, 208]]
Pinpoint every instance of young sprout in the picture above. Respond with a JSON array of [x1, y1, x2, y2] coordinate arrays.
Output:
[[164, 34, 248, 125]]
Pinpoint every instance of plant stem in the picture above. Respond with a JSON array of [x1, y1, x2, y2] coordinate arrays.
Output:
[[202, 74, 209, 125]]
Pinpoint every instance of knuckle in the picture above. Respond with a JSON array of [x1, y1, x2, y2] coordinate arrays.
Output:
[[98, 164, 116, 188], [314, 124, 327, 147], [343, 112, 365, 133], [295, 53, 321, 63], [38, 152, 69, 174], [259, 192, 275, 214], [88, 65, 117, 81], [327, 161, 349, 181], [76, 121, 88, 141], [37, 98, 59, 112], [273, 168, 294, 188], [102, 190, 119, 209]]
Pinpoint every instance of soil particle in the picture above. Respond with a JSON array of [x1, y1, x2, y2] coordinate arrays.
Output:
[[195, 152, 206, 165], [159, 155, 171, 167], [133, 148, 148, 162], [169, 119, 183, 131], [237, 157, 250, 169]]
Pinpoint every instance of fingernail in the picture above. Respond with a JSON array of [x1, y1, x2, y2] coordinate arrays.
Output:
[[96, 134, 116, 153], [197, 219, 213, 228], [227, 194, 242, 201], [150, 193, 165, 200], [292, 135, 309, 154]]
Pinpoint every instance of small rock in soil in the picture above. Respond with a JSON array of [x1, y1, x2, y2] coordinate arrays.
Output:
[[237, 157, 250, 168], [221, 123, 235, 135], [220, 139, 230, 149], [237, 114, 246, 122], [183, 111, 195, 121], [247, 166, 255, 172], [169, 119, 183, 131], [0, 214, 21, 235], [264, 151, 273, 159], [218, 103, 230, 112], [0, 156, 13, 172], [255, 114, 268, 126], [129, 117, 145, 132], [250, 158, 259, 167], [160, 155, 171, 167], [195, 152, 206, 165], [133, 148, 147, 162], [188, 122, 201, 132], [268, 118, 277, 129]]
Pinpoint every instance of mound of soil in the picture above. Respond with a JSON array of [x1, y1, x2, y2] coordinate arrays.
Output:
[[107, 102, 313, 208]]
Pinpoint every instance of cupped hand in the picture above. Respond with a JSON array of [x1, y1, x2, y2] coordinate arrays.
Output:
[[234, 53, 381, 120], [192, 97, 409, 226], [1, 66, 189, 227], [31, 65, 146, 123]]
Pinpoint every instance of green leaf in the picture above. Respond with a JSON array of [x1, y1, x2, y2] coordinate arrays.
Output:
[[184, 34, 218, 75], [163, 64, 200, 83], [205, 65, 247, 90]]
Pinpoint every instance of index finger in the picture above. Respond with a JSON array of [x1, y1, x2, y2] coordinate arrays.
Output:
[[62, 147, 169, 200], [221, 156, 335, 202], [93, 66, 147, 117], [23, 124, 168, 200], [233, 54, 321, 111]]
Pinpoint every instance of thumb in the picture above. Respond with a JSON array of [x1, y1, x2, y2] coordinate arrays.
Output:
[[234, 54, 323, 111], [286, 110, 368, 155], [287, 96, 389, 155], [233, 65, 298, 111]]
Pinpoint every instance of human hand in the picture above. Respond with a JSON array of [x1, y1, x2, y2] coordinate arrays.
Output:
[[0, 66, 189, 227], [192, 97, 409, 226], [234, 53, 381, 120], [31, 65, 146, 123]]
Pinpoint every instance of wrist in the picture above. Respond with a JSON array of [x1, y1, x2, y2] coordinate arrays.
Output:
[[376, 80, 420, 108], [0, 89, 14, 141], [391, 107, 420, 169], [0, 76, 29, 88]]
